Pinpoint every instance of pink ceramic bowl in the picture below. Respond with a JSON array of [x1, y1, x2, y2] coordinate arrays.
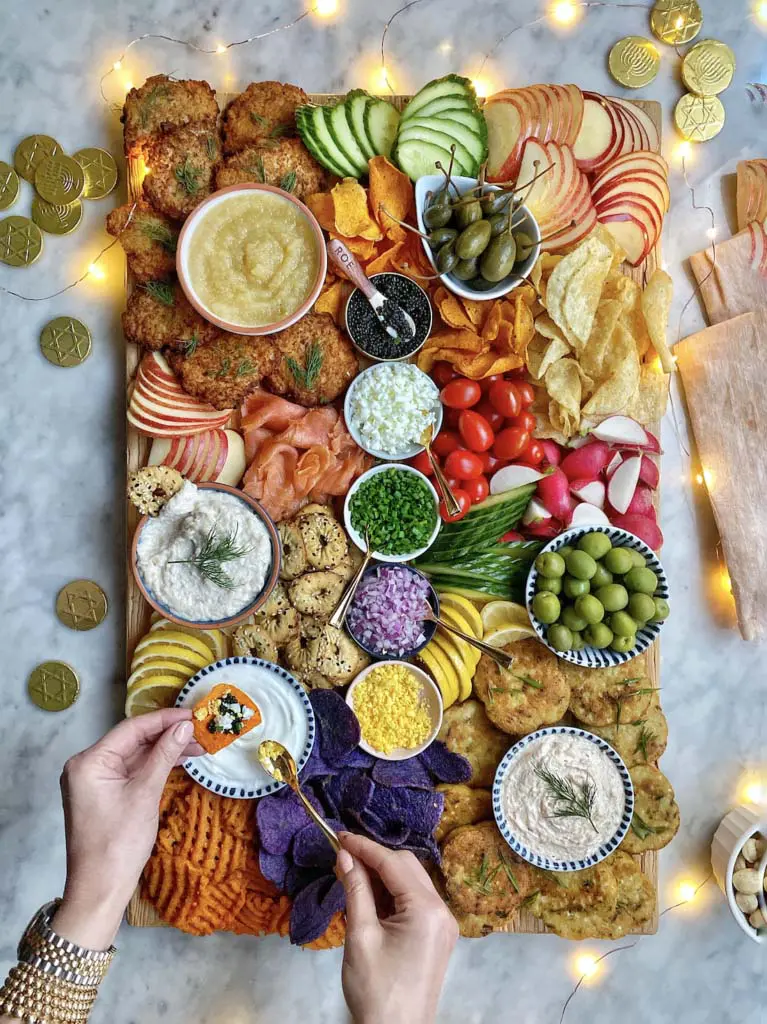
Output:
[[176, 183, 327, 336]]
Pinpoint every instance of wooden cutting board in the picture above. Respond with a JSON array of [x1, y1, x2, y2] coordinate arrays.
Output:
[[126, 94, 662, 935]]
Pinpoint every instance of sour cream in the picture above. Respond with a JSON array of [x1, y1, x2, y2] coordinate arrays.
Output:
[[500, 732, 626, 862], [136, 481, 272, 622]]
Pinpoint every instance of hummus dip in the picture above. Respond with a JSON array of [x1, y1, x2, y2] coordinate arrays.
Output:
[[186, 191, 319, 327], [136, 481, 272, 621], [500, 732, 626, 862]]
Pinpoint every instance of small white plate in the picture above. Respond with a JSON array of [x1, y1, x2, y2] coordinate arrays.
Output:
[[176, 657, 315, 799]]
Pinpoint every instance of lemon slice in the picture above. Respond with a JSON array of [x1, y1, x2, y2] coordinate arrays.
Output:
[[134, 629, 213, 662], [439, 606, 481, 670], [130, 645, 208, 674], [127, 661, 192, 693], [431, 632, 473, 702], [483, 624, 537, 647], [480, 601, 532, 633], [125, 678, 184, 717], [437, 592, 484, 638], [149, 619, 229, 660], [418, 644, 459, 708]]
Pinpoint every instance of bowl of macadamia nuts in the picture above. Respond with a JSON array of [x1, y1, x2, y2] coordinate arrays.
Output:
[[711, 805, 767, 944]]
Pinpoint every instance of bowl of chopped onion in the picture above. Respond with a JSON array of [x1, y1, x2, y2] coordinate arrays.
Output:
[[346, 564, 439, 661]]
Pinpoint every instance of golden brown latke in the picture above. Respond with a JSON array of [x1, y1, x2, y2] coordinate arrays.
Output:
[[122, 281, 218, 352], [442, 821, 533, 919], [473, 639, 570, 735], [222, 81, 308, 154], [167, 332, 278, 410], [106, 201, 178, 283], [122, 74, 219, 156], [597, 852, 656, 938], [215, 139, 327, 200], [526, 861, 620, 940], [437, 701, 510, 788], [143, 126, 220, 221], [266, 312, 358, 407], [590, 702, 668, 768], [435, 784, 493, 844], [565, 654, 653, 727], [620, 765, 680, 855]]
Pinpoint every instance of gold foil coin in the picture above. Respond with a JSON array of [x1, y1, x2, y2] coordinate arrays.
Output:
[[0, 216, 43, 267], [13, 134, 62, 183], [674, 93, 725, 142], [28, 661, 80, 712], [650, 0, 702, 45], [55, 579, 107, 630], [34, 155, 85, 205], [40, 316, 92, 368], [73, 147, 119, 200], [0, 162, 20, 211], [609, 36, 660, 89], [32, 196, 83, 235], [681, 39, 736, 96]]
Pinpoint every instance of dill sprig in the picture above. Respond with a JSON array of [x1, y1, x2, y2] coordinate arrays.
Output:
[[464, 852, 519, 897], [248, 156, 266, 183], [249, 112, 269, 127], [286, 341, 323, 390], [169, 525, 252, 590], [206, 135, 218, 160], [280, 169, 297, 193], [138, 82, 171, 127], [635, 724, 654, 762], [175, 155, 203, 195], [141, 280, 175, 306], [140, 219, 178, 254], [534, 764, 599, 834], [182, 331, 200, 357], [235, 358, 256, 378], [631, 812, 662, 841]]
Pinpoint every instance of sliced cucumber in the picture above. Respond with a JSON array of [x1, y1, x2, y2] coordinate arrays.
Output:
[[402, 94, 474, 122], [327, 102, 368, 175], [345, 89, 376, 161], [363, 99, 400, 158], [296, 106, 349, 177], [393, 138, 456, 182], [309, 105, 358, 177], [401, 74, 476, 121], [396, 124, 475, 175], [421, 115, 487, 166], [433, 107, 487, 133]]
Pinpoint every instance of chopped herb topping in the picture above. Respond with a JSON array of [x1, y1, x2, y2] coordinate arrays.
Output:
[[168, 525, 252, 590], [631, 813, 662, 841], [247, 156, 266, 183], [141, 280, 175, 306], [286, 341, 323, 390], [182, 331, 200, 357], [635, 724, 654, 762], [175, 155, 203, 195], [279, 169, 297, 194], [206, 135, 217, 160], [215, 357, 232, 379], [534, 764, 599, 833], [140, 219, 178, 254], [249, 112, 269, 127], [235, 358, 256, 378], [138, 83, 171, 127]]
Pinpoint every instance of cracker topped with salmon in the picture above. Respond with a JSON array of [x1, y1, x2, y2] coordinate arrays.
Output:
[[193, 683, 262, 754]]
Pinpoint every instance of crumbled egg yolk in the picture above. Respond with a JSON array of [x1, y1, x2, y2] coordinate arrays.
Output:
[[352, 664, 432, 754]]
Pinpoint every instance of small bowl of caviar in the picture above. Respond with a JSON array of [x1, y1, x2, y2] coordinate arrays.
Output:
[[344, 272, 433, 363]]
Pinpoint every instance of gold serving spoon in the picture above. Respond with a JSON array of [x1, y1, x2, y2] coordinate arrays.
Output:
[[329, 527, 373, 629], [420, 423, 461, 517], [421, 603, 515, 670], [257, 740, 340, 853]]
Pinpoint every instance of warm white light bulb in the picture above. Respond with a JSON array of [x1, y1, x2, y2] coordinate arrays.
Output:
[[215, 44, 227, 54], [472, 77, 492, 98], [675, 141, 692, 161], [744, 782, 766, 804], [113, 60, 122, 71], [314, 0, 339, 15], [575, 954, 599, 978], [438, 40, 453, 55], [678, 882, 697, 902], [759, 1, 767, 22], [552, 1, 578, 24], [706, 226, 717, 239], [88, 263, 106, 281]]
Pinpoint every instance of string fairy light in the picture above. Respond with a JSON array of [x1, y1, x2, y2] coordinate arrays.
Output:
[[757, 1, 767, 24]]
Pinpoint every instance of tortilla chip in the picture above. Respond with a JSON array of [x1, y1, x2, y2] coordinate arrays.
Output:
[[642, 270, 675, 373], [369, 156, 415, 243], [512, 293, 536, 356], [455, 351, 499, 377], [392, 235, 434, 280], [484, 354, 525, 376], [582, 321, 641, 417], [315, 279, 349, 326], [481, 302, 503, 341], [426, 328, 486, 353], [526, 334, 570, 379], [624, 364, 669, 425], [545, 358, 583, 436], [579, 298, 624, 380], [461, 296, 489, 327], [329, 232, 379, 261], [331, 178, 382, 239], [436, 286, 477, 330], [562, 238, 613, 345], [365, 240, 406, 275], [306, 192, 336, 232]]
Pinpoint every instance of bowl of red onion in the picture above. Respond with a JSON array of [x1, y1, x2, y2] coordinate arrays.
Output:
[[346, 564, 439, 661]]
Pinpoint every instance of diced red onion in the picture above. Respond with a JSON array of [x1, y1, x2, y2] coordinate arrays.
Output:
[[347, 566, 430, 656]]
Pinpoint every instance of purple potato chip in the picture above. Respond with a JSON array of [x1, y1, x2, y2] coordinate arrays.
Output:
[[401, 835, 441, 864], [258, 849, 290, 890], [418, 740, 472, 784], [313, 775, 342, 819], [290, 876, 346, 946], [299, 741, 336, 781], [342, 748, 376, 770], [310, 690, 361, 766], [328, 770, 375, 815], [368, 786, 445, 836], [371, 757, 432, 790], [293, 818, 344, 871], [353, 808, 411, 847], [284, 863, 328, 899], [256, 788, 323, 856]]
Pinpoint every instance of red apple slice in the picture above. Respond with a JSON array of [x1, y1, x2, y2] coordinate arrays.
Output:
[[147, 438, 172, 468], [517, 138, 554, 218], [610, 97, 648, 151], [592, 150, 669, 185], [525, 85, 551, 144], [547, 202, 597, 252], [593, 176, 667, 225], [597, 214, 649, 266], [592, 161, 670, 212], [218, 430, 246, 485], [563, 84, 584, 146], [596, 194, 662, 247], [618, 99, 659, 153], [170, 436, 198, 475], [130, 390, 227, 429], [614, 102, 643, 155], [485, 97, 524, 180], [573, 93, 616, 170], [547, 84, 568, 145], [188, 429, 212, 480]]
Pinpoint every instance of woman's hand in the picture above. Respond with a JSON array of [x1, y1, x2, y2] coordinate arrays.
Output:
[[52, 709, 202, 951], [336, 832, 458, 1024]]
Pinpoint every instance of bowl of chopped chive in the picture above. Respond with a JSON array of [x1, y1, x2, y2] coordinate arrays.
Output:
[[343, 464, 441, 563]]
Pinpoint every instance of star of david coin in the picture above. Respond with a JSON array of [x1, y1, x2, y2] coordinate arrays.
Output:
[[31, 196, 83, 235], [13, 134, 62, 183], [0, 162, 20, 211], [650, 0, 702, 45], [40, 316, 92, 367], [674, 92, 725, 142], [0, 216, 43, 267], [681, 40, 736, 97], [28, 661, 80, 711], [72, 147, 119, 200], [34, 155, 85, 205], [55, 579, 107, 630]]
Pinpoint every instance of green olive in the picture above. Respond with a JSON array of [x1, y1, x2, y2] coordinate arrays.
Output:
[[480, 191, 512, 216], [594, 584, 629, 613], [536, 575, 562, 596], [561, 606, 588, 632], [455, 219, 493, 260], [610, 634, 636, 654], [577, 532, 613, 560], [480, 231, 517, 283], [547, 623, 573, 652], [628, 592, 656, 624], [563, 576, 590, 599], [565, 550, 597, 581], [424, 199, 453, 229], [532, 591, 561, 625], [514, 230, 536, 263], [535, 551, 567, 578], [466, 276, 500, 292], [569, 630, 585, 651], [603, 547, 634, 575], [627, 549, 647, 569], [584, 622, 614, 649], [436, 241, 459, 274], [428, 226, 458, 249], [591, 563, 613, 589], [574, 594, 605, 626], [624, 567, 658, 595], [649, 597, 670, 622], [559, 545, 574, 558], [454, 198, 482, 229], [610, 611, 638, 637], [453, 257, 480, 280], [488, 211, 512, 236]]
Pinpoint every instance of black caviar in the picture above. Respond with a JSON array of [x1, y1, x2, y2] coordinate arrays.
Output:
[[345, 272, 432, 361]]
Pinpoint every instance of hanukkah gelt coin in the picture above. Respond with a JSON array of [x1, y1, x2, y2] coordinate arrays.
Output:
[[55, 579, 107, 630], [13, 134, 62, 183], [674, 92, 725, 142], [28, 661, 80, 711], [40, 317, 92, 368], [72, 147, 119, 200], [0, 162, 20, 211], [32, 196, 83, 235], [0, 216, 43, 267], [34, 155, 85, 205], [650, 0, 702, 45], [681, 39, 736, 96], [609, 36, 661, 89]]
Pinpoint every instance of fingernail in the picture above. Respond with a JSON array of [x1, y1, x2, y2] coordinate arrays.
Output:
[[336, 849, 354, 876], [174, 721, 193, 742]]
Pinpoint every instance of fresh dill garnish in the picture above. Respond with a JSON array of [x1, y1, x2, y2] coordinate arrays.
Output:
[[249, 112, 269, 127], [489, 671, 541, 704], [138, 82, 171, 127], [463, 854, 499, 896], [286, 341, 323, 390], [614, 680, 655, 726], [182, 331, 200, 357], [635, 724, 654, 762], [521, 890, 540, 908], [269, 122, 291, 138], [534, 764, 599, 834], [631, 812, 662, 841], [279, 169, 297, 193], [514, 673, 543, 691], [174, 155, 203, 195], [248, 156, 266, 183], [540, 869, 566, 888], [168, 525, 251, 590], [140, 219, 178, 254], [215, 358, 232, 379], [235, 358, 256, 378], [206, 135, 217, 160], [498, 850, 519, 892], [141, 280, 175, 306]]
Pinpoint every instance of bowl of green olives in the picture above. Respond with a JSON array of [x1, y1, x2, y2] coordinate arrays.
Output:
[[414, 174, 542, 301], [524, 526, 669, 668]]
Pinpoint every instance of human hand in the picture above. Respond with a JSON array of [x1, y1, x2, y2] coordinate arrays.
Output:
[[336, 832, 458, 1024], [52, 709, 202, 950]]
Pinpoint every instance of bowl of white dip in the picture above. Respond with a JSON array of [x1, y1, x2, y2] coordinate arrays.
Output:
[[131, 481, 280, 629], [493, 726, 634, 871]]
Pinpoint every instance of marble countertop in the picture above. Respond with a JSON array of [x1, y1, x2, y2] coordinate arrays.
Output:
[[1, 1, 765, 1021]]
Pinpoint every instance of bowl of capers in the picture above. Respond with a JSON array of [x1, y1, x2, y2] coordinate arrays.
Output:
[[414, 173, 541, 301]]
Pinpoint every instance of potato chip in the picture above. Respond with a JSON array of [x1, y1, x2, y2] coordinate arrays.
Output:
[[625, 364, 669, 424], [369, 156, 414, 243], [331, 178, 382, 239], [365, 240, 405, 275], [589, 222, 628, 270], [616, 278, 651, 359], [535, 314, 570, 346], [562, 238, 613, 345], [545, 358, 583, 435], [315, 279, 349, 326], [460, 296, 488, 327], [579, 298, 624, 380], [329, 231, 378, 261], [642, 269, 675, 373], [436, 286, 476, 330], [582, 321, 641, 417], [481, 302, 503, 341], [306, 192, 336, 232], [545, 244, 593, 343], [526, 334, 570, 379], [601, 271, 635, 306], [426, 328, 486, 353]]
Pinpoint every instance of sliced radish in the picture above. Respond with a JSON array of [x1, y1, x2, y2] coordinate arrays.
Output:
[[540, 439, 563, 467], [638, 455, 659, 489], [536, 468, 573, 523], [490, 464, 545, 494], [591, 416, 649, 447], [570, 502, 611, 527], [624, 483, 654, 518], [606, 452, 623, 477], [560, 440, 612, 481], [607, 455, 642, 515], [568, 434, 592, 449], [522, 497, 552, 525], [570, 478, 606, 508], [524, 518, 562, 539], [610, 513, 663, 551]]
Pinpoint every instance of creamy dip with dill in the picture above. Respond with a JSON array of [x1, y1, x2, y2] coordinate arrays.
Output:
[[500, 733, 626, 862], [136, 481, 272, 621]]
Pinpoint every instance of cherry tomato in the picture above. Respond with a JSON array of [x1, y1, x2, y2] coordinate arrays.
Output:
[[511, 410, 537, 433], [458, 409, 495, 452], [439, 488, 471, 523], [463, 475, 489, 504], [478, 451, 505, 474], [475, 398, 505, 432], [440, 378, 482, 409], [493, 426, 530, 461], [408, 450, 435, 476], [444, 448, 484, 480], [479, 373, 504, 393], [515, 381, 535, 407], [521, 439, 545, 466], [431, 361, 458, 388], [443, 406, 462, 429], [444, 476, 461, 491], [488, 379, 521, 419], [432, 429, 460, 457]]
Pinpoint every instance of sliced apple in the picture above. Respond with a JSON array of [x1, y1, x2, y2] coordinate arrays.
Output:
[[485, 88, 540, 182], [218, 430, 247, 485], [516, 138, 555, 215], [749, 221, 767, 274], [563, 84, 584, 147], [546, 84, 567, 144], [574, 92, 623, 174], [616, 98, 659, 154], [596, 194, 662, 248], [737, 159, 767, 232], [598, 211, 650, 266], [128, 354, 231, 438]]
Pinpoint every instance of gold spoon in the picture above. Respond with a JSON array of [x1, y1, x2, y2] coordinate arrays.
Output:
[[329, 527, 372, 629], [421, 604, 515, 670], [257, 740, 340, 853], [420, 423, 461, 517]]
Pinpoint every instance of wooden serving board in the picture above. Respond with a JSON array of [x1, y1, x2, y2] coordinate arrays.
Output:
[[126, 94, 662, 935]]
